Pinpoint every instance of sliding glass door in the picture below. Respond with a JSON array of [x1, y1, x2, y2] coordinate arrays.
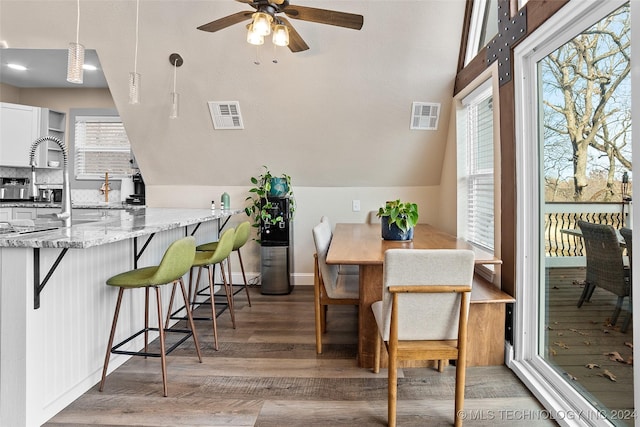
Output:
[[513, 1, 633, 425]]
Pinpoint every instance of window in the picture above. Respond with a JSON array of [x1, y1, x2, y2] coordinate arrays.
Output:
[[464, 0, 499, 65], [457, 80, 495, 253], [74, 115, 132, 180]]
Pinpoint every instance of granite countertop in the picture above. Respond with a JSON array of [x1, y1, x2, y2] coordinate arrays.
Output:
[[0, 208, 244, 249], [0, 201, 144, 210]]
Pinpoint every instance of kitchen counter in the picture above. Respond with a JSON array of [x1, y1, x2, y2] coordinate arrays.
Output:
[[0, 207, 245, 426], [0, 200, 145, 209], [0, 208, 243, 248]]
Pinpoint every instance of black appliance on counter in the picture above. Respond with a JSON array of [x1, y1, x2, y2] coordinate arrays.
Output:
[[260, 197, 294, 295], [126, 173, 145, 205]]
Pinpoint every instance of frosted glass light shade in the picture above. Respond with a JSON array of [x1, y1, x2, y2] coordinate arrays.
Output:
[[66, 42, 85, 84], [272, 24, 289, 46], [252, 12, 272, 36], [129, 72, 141, 104], [170, 92, 179, 119], [247, 25, 264, 45]]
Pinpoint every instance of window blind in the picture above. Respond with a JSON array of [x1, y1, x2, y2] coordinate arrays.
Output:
[[74, 116, 132, 179], [461, 87, 495, 252]]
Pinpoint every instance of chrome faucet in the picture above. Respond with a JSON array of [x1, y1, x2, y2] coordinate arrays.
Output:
[[29, 136, 72, 227]]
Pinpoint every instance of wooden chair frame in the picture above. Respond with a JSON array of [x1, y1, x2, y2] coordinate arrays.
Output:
[[313, 253, 359, 354], [374, 284, 472, 427]]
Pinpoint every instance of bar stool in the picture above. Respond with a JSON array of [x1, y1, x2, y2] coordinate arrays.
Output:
[[168, 227, 236, 351], [197, 221, 252, 307], [99, 236, 201, 397]]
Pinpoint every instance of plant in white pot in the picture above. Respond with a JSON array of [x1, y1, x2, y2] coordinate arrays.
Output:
[[377, 199, 419, 241]]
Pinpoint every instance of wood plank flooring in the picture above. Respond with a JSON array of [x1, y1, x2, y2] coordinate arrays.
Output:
[[546, 267, 634, 420], [45, 285, 553, 427]]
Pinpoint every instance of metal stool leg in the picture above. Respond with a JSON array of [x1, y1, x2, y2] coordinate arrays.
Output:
[[99, 288, 124, 392]]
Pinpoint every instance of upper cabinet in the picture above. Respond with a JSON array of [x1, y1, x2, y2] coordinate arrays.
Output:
[[0, 102, 66, 168], [0, 102, 41, 167]]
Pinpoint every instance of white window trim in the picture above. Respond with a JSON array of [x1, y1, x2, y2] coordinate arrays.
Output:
[[455, 65, 502, 284], [512, 1, 631, 425]]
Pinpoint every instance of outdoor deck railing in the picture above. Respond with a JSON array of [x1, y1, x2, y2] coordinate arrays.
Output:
[[545, 202, 630, 266]]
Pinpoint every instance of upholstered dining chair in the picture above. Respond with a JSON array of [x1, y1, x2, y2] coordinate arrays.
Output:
[[371, 249, 475, 427], [320, 216, 359, 276], [620, 227, 633, 333], [577, 220, 631, 330], [312, 219, 359, 354]]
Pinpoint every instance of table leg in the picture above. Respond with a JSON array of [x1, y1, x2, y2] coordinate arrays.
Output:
[[358, 264, 383, 369]]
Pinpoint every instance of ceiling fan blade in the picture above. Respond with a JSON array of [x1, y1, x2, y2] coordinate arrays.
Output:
[[197, 11, 253, 33], [283, 5, 363, 30], [279, 17, 309, 52]]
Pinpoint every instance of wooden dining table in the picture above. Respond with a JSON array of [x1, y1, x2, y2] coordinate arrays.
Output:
[[325, 223, 507, 369]]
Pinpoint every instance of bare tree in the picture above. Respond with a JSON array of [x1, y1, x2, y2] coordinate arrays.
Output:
[[541, 5, 631, 201]]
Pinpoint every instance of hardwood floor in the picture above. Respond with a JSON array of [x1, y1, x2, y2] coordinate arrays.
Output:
[[45, 285, 553, 426]]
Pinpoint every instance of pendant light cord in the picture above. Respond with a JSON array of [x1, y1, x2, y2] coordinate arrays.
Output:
[[133, 0, 139, 73], [75, 0, 81, 44]]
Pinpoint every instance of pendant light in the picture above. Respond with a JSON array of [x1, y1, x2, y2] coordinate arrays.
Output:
[[67, 0, 84, 84], [169, 53, 183, 119], [128, 0, 141, 104], [251, 12, 272, 36]]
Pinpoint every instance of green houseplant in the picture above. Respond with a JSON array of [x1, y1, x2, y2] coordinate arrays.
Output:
[[377, 199, 419, 241], [245, 166, 295, 242]]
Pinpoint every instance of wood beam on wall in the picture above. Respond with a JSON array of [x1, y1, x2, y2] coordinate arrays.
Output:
[[453, 0, 569, 298]]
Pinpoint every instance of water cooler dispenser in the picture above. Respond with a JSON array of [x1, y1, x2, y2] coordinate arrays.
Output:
[[260, 197, 294, 295]]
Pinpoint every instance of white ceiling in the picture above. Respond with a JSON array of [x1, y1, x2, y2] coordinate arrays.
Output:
[[0, 1, 466, 188], [0, 48, 108, 88]]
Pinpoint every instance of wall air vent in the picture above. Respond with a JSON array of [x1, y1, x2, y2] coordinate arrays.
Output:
[[208, 101, 244, 130], [410, 102, 440, 130]]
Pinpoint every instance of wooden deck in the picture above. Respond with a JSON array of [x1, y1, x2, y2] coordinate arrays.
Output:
[[546, 267, 634, 422]]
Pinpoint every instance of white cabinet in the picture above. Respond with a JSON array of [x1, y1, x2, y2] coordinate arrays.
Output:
[[12, 207, 37, 220], [0, 103, 41, 167], [0, 208, 11, 221], [0, 103, 66, 168]]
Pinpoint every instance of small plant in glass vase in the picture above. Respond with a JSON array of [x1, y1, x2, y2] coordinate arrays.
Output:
[[377, 199, 419, 241], [245, 166, 295, 243]]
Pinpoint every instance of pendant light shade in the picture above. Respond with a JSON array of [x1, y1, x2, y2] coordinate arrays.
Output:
[[251, 12, 272, 36], [66, 0, 84, 84], [67, 42, 85, 84], [129, 72, 141, 104], [272, 24, 289, 47]]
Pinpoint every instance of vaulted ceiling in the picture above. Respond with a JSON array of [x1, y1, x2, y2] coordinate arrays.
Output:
[[0, 0, 465, 187]]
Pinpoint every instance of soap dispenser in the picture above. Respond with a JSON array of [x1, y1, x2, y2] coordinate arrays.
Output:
[[221, 192, 230, 210]]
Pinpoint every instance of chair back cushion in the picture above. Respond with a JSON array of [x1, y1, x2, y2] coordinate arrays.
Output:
[[151, 236, 196, 285], [233, 221, 251, 250], [380, 249, 474, 341], [578, 221, 628, 297], [312, 221, 339, 294]]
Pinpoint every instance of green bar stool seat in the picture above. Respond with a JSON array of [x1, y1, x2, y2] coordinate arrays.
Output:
[[168, 227, 236, 351], [99, 236, 202, 397], [196, 221, 252, 307]]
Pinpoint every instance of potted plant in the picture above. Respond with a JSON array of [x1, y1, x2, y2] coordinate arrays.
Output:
[[377, 199, 419, 241], [245, 166, 296, 242]]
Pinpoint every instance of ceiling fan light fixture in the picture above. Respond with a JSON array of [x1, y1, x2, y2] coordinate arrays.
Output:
[[272, 24, 289, 47], [247, 24, 264, 45], [251, 12, 272, 36]]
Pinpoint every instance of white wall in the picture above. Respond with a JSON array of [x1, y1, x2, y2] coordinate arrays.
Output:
[[149, 184, 440, 284]]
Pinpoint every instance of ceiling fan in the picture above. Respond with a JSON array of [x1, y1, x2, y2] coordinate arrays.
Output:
[[197, 0, 364, 53]]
